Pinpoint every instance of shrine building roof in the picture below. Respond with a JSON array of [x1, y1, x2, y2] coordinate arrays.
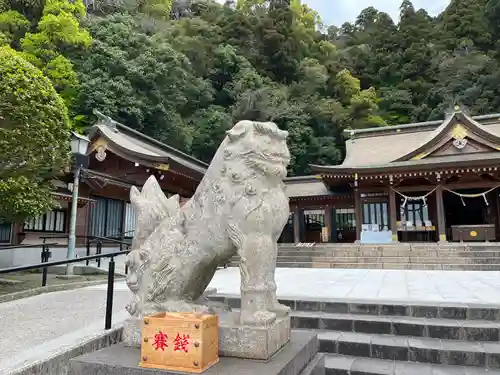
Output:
[[284, 176, 333, 198], [87, 110, 208, 176], [283, 175, 352, 199], [311, 110, 500, 175]]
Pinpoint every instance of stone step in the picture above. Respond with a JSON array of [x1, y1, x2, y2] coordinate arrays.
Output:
[[272, 258, 500, 265], [227, 264, 500, 271], [306, 253, 500, 258], [290, 311, 500, 341], [309, 257, 495, 263], [275, 248, 500, 256], [207, 295, 500, 321], [237, 252, 500, 260], [317, 330, 500, 368], [268, 262, 500, 270], [323, 353, 500, 374], [229, 259, 500, 266], [274, 254, 500, 261], [230, 256, 500, 264]]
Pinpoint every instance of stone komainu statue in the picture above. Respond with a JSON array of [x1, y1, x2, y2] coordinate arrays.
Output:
[[123, 120, 291, 346]]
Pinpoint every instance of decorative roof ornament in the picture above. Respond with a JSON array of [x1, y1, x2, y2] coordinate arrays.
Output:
[[95, 145, 107, 161], [445, 102, 468, 119], [451, 123, 468, 149], [453, 138, 467, 149], [451, 123, 467, 139], [93, 109, 118, 132]]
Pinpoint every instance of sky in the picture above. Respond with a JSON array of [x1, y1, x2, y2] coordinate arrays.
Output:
[[309, 0, 451, 26]]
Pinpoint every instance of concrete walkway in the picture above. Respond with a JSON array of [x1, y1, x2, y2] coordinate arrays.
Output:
[[2, 268, 500, 373], [0, 286, 131, 374]]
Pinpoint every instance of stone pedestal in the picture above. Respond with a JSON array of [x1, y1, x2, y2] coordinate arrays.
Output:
[[122, 317, 141, 347], [69, 331, 322, 375], [218, 312, 291, 360]]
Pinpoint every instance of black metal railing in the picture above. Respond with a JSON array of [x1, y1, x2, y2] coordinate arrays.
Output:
[[0, 250, 129, 329], [0, 243, 59, 285], [38, 233, 132, 272], [86, 235, 131, 268], [0, 243, 58, 251]]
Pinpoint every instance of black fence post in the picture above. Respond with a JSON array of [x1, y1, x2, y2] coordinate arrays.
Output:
[[40, 244, 46, 264], [86, 239, 91, 266], [124, 244, 130, 275], [96, 240, 102, 268], [105, 257, 115, 330], [41, 244, 49, 287]]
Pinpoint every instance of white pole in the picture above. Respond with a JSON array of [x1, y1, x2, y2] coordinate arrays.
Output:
[[66, 166, 80, 276]]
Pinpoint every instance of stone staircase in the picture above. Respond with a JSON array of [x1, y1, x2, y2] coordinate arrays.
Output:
[[228, 243, 500, 270], [207, 295, 500, 374]]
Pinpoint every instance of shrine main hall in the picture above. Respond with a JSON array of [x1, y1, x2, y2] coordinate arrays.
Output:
[[285, 108, 500, 245], [4, 108, 500, 249]]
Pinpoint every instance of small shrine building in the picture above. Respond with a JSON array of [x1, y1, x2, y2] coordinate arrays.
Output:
[[2, 112, 207, 247]]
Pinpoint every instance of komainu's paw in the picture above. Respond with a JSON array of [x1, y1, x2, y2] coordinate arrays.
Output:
[[240, 309, 277, 326]]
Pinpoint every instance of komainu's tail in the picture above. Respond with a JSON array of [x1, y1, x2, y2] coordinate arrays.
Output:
[[130, 175, 181, 250]]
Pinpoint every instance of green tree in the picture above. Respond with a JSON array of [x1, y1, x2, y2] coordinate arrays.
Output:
[[485, 0, 500, 51], [0, 0, 91, 105], [139, 0, 174, 19], [440, 0, 491, 51], [72, 14, 212, 150], [427, 51, 500, 118], [0, 9, 29, 47], [187, 106, 232, 162], [63, 0, 390, 174], [0, 46, 70, 221]]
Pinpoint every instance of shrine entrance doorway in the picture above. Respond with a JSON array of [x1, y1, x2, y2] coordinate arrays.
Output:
[[443, 187, 499, 242]]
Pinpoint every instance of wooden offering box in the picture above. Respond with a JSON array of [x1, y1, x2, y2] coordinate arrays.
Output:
[[139, 312, 219, 373]]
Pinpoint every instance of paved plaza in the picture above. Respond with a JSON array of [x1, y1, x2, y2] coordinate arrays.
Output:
[[2, 268, 500, 373], [207, 268, 500, 305]]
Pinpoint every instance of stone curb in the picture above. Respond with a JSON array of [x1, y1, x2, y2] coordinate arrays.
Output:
[[5, 326, 123, 375], [0, 280, 108, 304], [299, 353, 325, 375]]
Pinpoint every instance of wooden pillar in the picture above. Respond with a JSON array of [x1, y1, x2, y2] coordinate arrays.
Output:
[[120, 200, 127, 246], [298, 207, 306, 242], [354, 188, 362, 242], [388, 187, 398, 242], [324, 205, 332, 243], [76, 202, 91, 246], [292, 205, 300, 244], [331, 207, 338, 243], [12, 222, 22, 245], [496, 192, 500, 240], [436, 185, 447, 242]]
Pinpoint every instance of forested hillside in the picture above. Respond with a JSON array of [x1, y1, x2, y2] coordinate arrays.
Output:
[[2, 0, 500, 176]]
